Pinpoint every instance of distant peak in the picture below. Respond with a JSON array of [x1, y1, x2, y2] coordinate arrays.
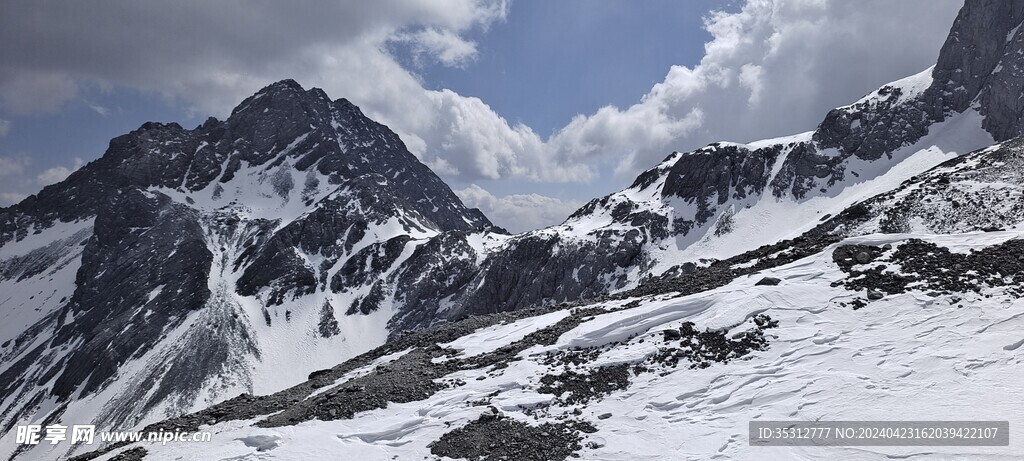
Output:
[[249, 79, 310, 101], [265, 78, 305, 93], [137, 121, 183, 132], [230, 79, 313, 117], [933, 0, 1024, 141], [333, 97, 367, 117]]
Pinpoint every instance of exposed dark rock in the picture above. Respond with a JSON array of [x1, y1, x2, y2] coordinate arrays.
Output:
[[317, 302, 341, 338], [538, 364, 631, 405], [649, 314, 779, 369], [429, 413, 596, 461], [755, 277, 782, 286], [47, 189, 213, 401], [108, 447, 148, 461], [833, 239, 1024, 298]]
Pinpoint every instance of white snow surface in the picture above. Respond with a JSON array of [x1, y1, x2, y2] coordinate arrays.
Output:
[[847, 66, 934, 108], [0, 219, 93, 345], [102, 230, 1024, 460], [440, 309, 571, 358]]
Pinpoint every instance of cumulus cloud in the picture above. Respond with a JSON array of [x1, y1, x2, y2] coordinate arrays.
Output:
[[36, 157, 84, 186], [455, 184, 583, 233], [435, 0, 960, 182], [417, 90, 590, 182], [396, 28, 480, 67], [0, 1, 508, 115], [541, 0, 964, 179], [0, 155, 30, 176], [0, 0, 963, 190], [0, 71, 79, 114], [0, 192, 27, 206], [0, 154, 30, 206]]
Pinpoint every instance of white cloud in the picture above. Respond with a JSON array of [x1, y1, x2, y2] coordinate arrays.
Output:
[[455, 184, 583, 233], [0, 1, 509, 118], [0, 0, 962, 189], [397, 28, 480, 67], [0, 71, 79, 114], [0, 155, 30, 176], [0, 119, 9, 137], [86, 102, 109, 116], [36, 157, 84, 186], [538, 0, 964, 179], [419, 90, 585, 182], [0, 192, 28, 206]]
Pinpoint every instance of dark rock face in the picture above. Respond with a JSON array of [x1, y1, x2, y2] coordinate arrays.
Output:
[[451, 231, 647, 317], [331, 235, 411, 291], [386, 231, 483, 330], [934, 0, 1024, 141], [235, 174, 439, 305], [48, 189, 212, 400], [661, 143, 777, 217], [379, 224, 651, 334]]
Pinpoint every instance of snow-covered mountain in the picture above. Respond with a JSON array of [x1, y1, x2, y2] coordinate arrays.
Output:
[[71, 120, 1024, 458], [357, 0, 1024, 328], [0, 80, 500, 459], [74, 132, 1024, 459], [5, 0, 1024, 459]]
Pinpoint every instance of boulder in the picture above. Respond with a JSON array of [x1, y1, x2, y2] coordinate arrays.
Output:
[[755, 277, 782, 286]]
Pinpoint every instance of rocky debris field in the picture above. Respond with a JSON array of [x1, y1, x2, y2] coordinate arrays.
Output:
[[832, 238, 1024, 303], [648, 314, 778, 369], [537, 365, 632, 406], [105, 447, 146, 461], [429, 413, 597, 461]]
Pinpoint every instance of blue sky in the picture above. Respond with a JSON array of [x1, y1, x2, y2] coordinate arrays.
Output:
[[0, 0, 963, 231], [408, 0, 728, 136]]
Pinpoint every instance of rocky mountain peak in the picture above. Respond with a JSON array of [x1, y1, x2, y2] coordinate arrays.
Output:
[[0, 79, 500, 446], [933, 0, 1024, 140]]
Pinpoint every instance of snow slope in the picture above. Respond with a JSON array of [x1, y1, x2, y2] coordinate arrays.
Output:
[[92, 230, 1024, 460]]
